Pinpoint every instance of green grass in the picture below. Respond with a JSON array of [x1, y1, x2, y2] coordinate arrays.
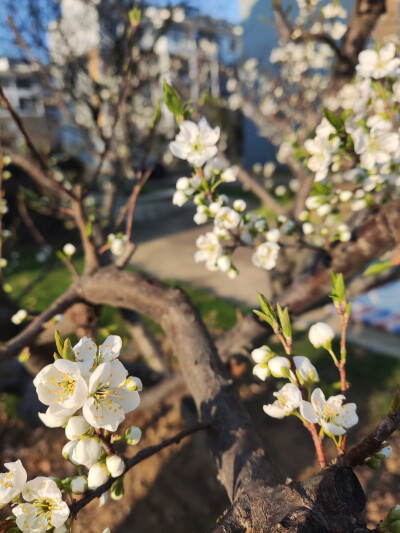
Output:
[[5, 254, 251, 338]]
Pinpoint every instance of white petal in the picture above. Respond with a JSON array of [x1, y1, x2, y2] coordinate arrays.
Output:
[[299, 401, 319, 423]]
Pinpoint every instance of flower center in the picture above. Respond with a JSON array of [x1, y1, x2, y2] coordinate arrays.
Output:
[[0, 472, 14, 489], [54, 373, 77, 402]]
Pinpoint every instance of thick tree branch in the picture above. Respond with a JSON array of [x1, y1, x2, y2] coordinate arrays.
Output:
[[330, 0, 386, 91], [345, 403, 400, 467]]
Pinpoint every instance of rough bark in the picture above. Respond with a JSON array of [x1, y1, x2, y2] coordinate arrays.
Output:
[[330, 0, 387, 92]]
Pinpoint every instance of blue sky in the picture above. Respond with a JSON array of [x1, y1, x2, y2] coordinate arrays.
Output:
[[151, 0, 240, 23], [0, 0, 240, 58]]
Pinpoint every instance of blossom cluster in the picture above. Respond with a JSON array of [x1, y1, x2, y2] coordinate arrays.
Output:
[[252, 322, 358, 437], [0, 460, 70, 532], [302, 43, 400, 245], [168, 117, 283, 275], [0, 335, 143, 532]]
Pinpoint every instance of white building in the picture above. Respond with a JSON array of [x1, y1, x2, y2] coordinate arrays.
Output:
[[0, 57, 51, 150]]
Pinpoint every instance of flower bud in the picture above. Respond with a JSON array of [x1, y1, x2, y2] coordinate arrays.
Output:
[[125, 426, 142, 445], [63, 243, 76, 257], [293, 356, 319, 384], [106, 455, 125, 478], [308, 322, 335, 349], [375, 442, 392, 460], [380, 505, 400, 532], [62, 441, 79, 465], [99, 492, 108, 507], [88, 462, 110, 489], [233, 199, 246, 212], [217, 255, 231, 272], [125, 376, 143, 392], [71, 438, 102, 468], [268, 356, 291, 378], [365, 457, 381, 470], [65, 416, 91, 441], [71, 475, 88, 494], [54, 526, 68, 533], [266, 228, 280, 243], [110, 477, 125, 501], [253, 364, 270, 381], [251, 346, 273, 364]]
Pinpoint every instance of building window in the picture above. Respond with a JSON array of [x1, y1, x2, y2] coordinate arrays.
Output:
[[19, 97, 37, 112], [16, 78, 32, 89]]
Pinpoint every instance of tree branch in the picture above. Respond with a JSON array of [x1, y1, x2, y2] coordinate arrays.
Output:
[[345, 404, 400, 467], [70, 421, 211, 516], [0, 86, 75, 201]]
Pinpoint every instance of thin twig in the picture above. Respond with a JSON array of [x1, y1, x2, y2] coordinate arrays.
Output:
[[0, 285, 79, 361], [70, 421, 211, 516], [0, 85, 75, 201]]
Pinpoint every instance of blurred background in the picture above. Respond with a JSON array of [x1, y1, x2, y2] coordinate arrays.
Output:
[[1, 1, 400, 532]]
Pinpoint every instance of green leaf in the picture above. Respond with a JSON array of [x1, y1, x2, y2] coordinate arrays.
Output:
[[329, 271, 346, 304], [163, 80, 183, 119], [257, 293, 277, 325], [86, 220, 92, 238], [150, 100, 161, 130], [128, 7, 141, 25], [253, 309, 275, 328], [311, 181, 332, 197], [18, 186, 39, 201], [323, 109, 343, 131], [363, 260, 391, 276], [62, 338, 75, 361], [55, 330, 65, 356], [280, 306, 292, 340], [340, 108, 353, 122], [18, 347, 30, 363]]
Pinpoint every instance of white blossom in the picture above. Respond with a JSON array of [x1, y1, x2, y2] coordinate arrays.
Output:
[[309, 322, 335, 348], [13, 477, 70, 531], [293, 356, 319, 384], [252, 242, 280, 271], [300, 388, 358, 435], [214, 207, 241, 231], [39, 404, 75, 429], [11, 309, 28, 325], [251, 346, 271, 364], [169, 118, 220, 167], [194, 232, 222, 270], [268, 356, 291, 378], [82, 360, 140, 431], [253, 364, 270, 381], [0, 460, 27, 506], [34, 359, 88, 411], [266, 228, 280, 243], [356, 43, 400, 79], [263, 383, 302, 419]]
